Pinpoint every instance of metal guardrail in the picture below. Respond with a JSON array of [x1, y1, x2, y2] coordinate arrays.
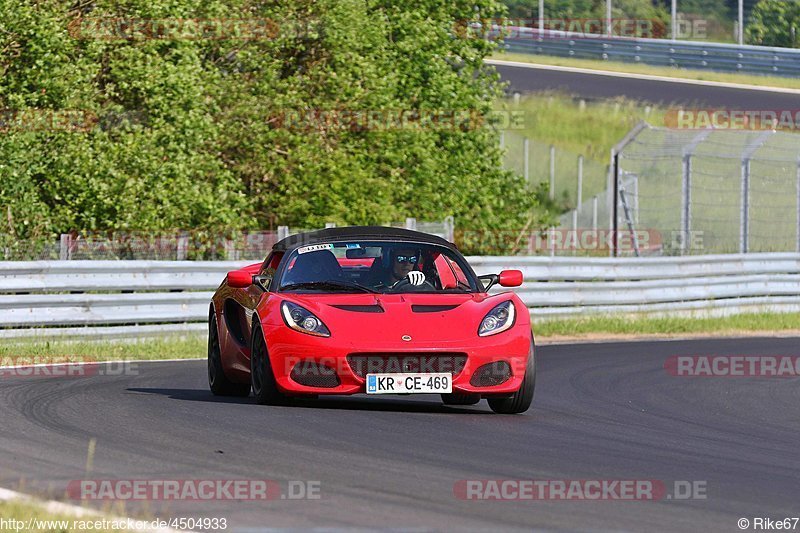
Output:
[[1, 253, 798, 338], [501, 28, 800, 77]]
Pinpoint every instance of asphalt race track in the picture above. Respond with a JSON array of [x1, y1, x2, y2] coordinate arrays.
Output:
[[493, 62, 800, 108], [1, 337, 799, 531]]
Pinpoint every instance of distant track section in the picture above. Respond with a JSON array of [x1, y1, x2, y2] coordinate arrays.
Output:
[[490, 59, 800, 107]]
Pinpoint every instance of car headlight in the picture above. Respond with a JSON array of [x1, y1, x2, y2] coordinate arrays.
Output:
[[281, 302, 331, 337], [478, 300, 515, 337]]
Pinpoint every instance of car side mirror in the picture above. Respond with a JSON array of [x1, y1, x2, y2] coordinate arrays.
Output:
[[498, 269, 523, 287], [227, 270, 253, 288]]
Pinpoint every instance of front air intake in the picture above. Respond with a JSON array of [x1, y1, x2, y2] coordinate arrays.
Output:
[[290, 362, 340, 388], [470, 361, 511, 387]]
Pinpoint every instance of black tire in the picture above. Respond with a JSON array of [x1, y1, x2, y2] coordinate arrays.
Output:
[[250, 322, 290, 405], [487, 337, 536, 414], [208, 315, 251, 397], [441, 393, 481, 406]]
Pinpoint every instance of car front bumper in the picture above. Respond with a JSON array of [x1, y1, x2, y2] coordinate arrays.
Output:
[[262, 324, 532, 396]]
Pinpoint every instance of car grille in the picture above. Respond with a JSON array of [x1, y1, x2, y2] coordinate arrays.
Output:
[[290, 362, 340, 388], [347, 353, 467, 378]]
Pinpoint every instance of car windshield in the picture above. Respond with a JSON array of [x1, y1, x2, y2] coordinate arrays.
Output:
[[277, 240, 479, 293]]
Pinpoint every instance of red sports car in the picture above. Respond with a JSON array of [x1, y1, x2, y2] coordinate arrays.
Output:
[[208, 226, 535, 414]]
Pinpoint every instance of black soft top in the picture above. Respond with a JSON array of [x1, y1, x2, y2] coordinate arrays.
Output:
[[272, 226, 456, 252]]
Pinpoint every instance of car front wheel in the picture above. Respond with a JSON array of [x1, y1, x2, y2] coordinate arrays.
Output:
[[250, 322, 290, 405], [487, 337, 535, 414]]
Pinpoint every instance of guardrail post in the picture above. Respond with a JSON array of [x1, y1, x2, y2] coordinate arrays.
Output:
[[523, 137, 530, 184]]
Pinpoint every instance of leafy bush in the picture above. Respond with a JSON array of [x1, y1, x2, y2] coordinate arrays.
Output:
[[746, 0, 800, 47], [0, 0, 546, 256]]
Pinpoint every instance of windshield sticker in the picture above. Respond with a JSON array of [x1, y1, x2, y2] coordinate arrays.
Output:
[[345, 243, 361, 249], [297, 243, 334, 254]]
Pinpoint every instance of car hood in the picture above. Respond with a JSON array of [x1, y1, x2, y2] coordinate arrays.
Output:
[[277, 292, 522, 345]]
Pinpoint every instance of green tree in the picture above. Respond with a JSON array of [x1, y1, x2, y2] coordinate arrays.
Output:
[[746, 0, 800, 47], [1, 0, 546, 257]]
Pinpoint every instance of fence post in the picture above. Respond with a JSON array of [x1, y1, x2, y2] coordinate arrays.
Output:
[[591, 196, 598, 232], [577, 155, 584, 210], [325, 222, 336, 228], [538, 0, 544, 34], [224, 240, 236, 261], [619, 186, 640, 257], [523, 137, 530, 184], [740, 158, 750, 253], [59, 234, 72, 260], [680, 130, 711, 255], [405, 217, 417, 231], [740, 131, 774, 254], [681, 153, 691, 255], [571, 210, 578, 256], [444, 215, 455, 242], [612, 149, 620, 257], [609, 121, 648, 257], [277, 226, 289, 241], [176, 233, 189, 261], [549, 145, 555, 200], [797, 158, 800, 253], [499, 131, 505, 150]]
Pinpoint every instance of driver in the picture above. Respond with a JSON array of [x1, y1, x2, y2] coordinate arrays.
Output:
[[373, 246, 427, 289]]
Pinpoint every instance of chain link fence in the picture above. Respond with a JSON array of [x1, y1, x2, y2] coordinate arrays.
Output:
[[501, 130, 609, 209], [7, 218, 456, 261], [616, 125, 800, 255]]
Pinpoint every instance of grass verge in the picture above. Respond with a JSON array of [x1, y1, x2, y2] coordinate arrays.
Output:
[[0, 336, 205, 362], [0, 500, 122, 532], [1, 313, 798, 364], [491, 52, 800, 90], [534, 312, 800, 339], [500, 92, 663, 162]]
